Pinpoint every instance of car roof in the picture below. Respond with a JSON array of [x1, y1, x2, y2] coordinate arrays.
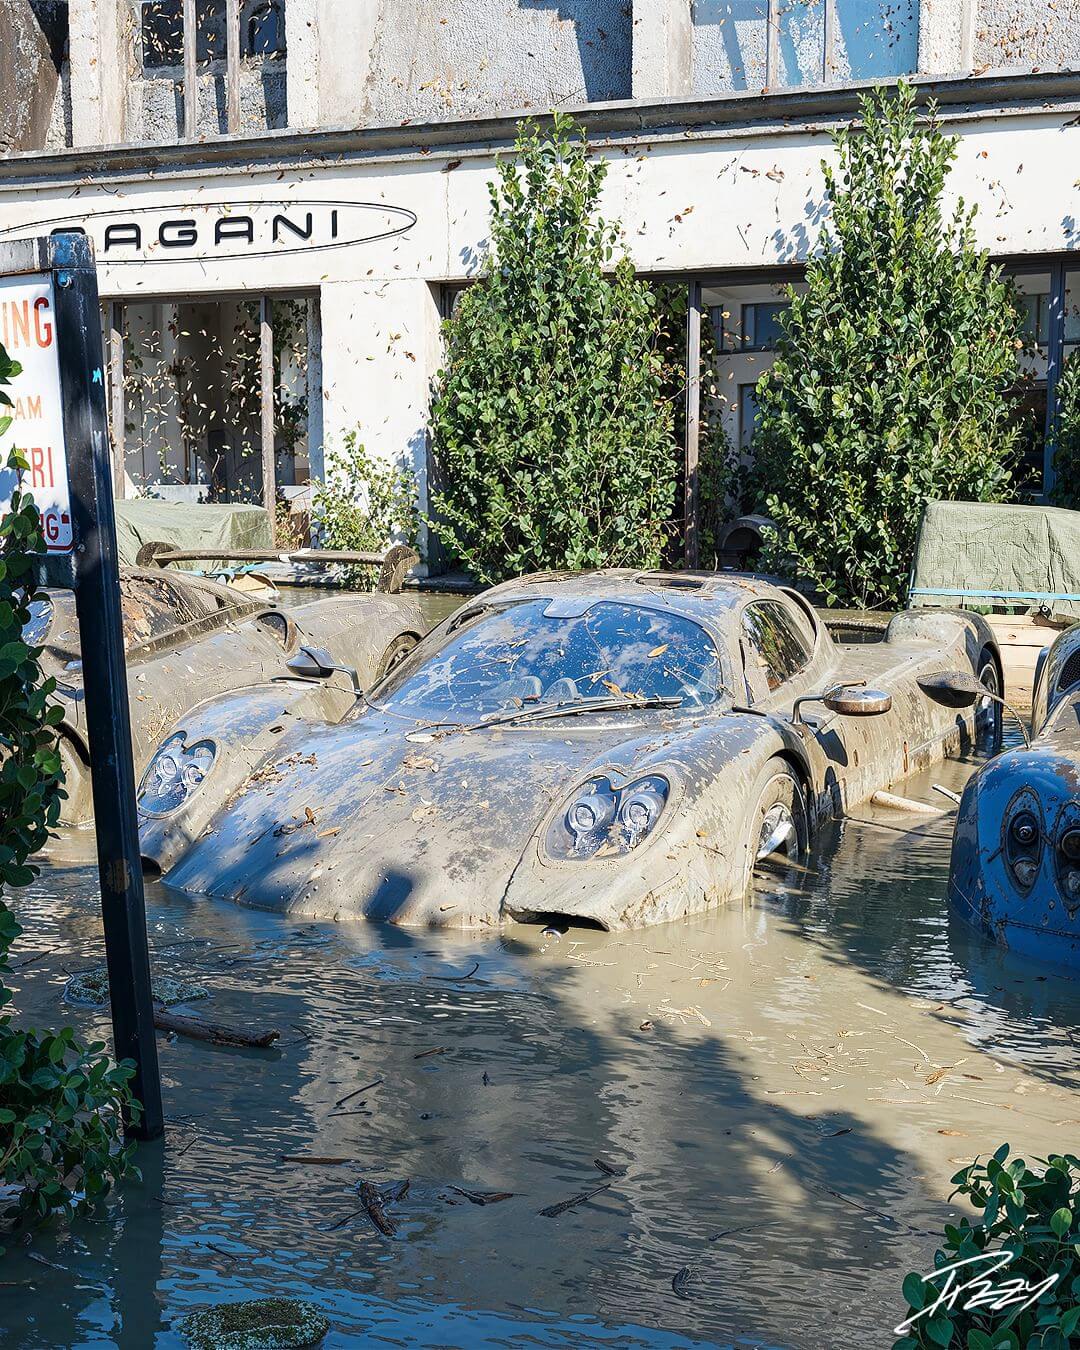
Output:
[[477, 569, 792, 617]]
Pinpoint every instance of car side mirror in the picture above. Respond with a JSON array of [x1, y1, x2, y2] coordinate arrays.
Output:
[[286, 645, 337, 680], [916, 670, 983, 709], [822, 687, 892, 717], [792, 681, 892, 722]]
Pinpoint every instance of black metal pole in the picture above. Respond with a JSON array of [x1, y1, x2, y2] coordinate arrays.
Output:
[[50, 233, 164, 1141]]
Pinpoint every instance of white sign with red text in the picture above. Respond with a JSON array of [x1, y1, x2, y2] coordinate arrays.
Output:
[[0, 273, 72, 553]]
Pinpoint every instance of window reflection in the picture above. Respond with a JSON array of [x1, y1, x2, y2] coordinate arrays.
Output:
[[377, 600, 726, 718]]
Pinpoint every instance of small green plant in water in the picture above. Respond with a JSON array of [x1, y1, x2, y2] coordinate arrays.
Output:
[[894, 1145, 1080, 1350], [0, 339, 138, 1235], [310, 431, 417, 589]]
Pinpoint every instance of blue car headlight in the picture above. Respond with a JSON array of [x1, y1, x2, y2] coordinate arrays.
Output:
[[546, 774, 670, 860], [139, 733, 216, 816]]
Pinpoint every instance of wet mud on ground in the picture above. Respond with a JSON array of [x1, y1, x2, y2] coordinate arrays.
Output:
[[2, 731, 1079, 1349]]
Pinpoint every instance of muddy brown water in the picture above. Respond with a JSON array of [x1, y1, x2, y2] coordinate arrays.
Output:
[[3, 630, 1080, 1348]]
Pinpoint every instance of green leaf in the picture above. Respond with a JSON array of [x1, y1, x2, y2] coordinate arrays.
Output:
[[1050, 1207, 1072, 1238]]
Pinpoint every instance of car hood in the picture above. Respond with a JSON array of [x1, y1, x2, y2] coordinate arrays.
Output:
[[159, 705, 704, 927]]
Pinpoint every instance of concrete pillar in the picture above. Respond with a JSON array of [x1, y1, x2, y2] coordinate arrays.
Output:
[[918, 0, 975, 74], [287, 0, 380, 129], [632, 0, 693, 100], [68, 0, 129, 147], [318, 278, 441, 536]]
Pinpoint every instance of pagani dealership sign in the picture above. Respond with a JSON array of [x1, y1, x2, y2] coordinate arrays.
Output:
[[0, 199, 416, 263]]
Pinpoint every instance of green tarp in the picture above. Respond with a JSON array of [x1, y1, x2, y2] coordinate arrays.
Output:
[[115, 500, 273, 570], [910, 500, 1080, 619]]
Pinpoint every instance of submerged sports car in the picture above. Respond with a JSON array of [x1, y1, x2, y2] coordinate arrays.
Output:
[[30, 568, 425, 825], [947, 623, 1080, 969], [137, 571, 1000, 931]]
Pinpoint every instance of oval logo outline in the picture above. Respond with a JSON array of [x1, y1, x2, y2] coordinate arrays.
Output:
[[0, 198, 417, 264]]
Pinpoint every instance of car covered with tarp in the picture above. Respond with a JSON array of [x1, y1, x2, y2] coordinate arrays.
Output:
[[30, 567, 425, 825], [137, 570, 1000, 932]]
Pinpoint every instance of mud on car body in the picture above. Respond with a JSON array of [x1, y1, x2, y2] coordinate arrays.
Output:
[[948, 622, 1080, 970], [28, 567, 425, 826], [135, 570, 1000, 932]]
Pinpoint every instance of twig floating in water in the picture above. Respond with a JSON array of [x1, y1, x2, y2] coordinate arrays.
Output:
[[428, 962, 480, 981], [356, 1179, 410, 1236], [447, 1185, 515, 1206], [593, 1157, 628, 1177], [153, 1007, 279, 1048], [414, 1047, 448, 1060], [538, 1182, 611, 1218], [280, 1156, 354, 1166], [334, 1078, 383, 1109]]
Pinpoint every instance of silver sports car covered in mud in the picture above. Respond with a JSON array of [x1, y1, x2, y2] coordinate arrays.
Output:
[[31, 567, 425, 825], [947, 622, 1080, 969], [137, 571, 1001, 931]]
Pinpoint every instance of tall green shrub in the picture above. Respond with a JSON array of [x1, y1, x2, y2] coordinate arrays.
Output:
[[0, 341, 137, 1233], [429, 114, 676, 583], [1050, 352, 1080, 509], [755, 83, 1024, 608]]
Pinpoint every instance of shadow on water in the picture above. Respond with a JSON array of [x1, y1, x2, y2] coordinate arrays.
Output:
[[4, 738, 1079, 1349]]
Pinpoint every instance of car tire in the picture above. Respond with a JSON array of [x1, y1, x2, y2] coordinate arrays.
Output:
[[58, 737, 94, 828], [376, 633, 418, 681], [744, 759, 809, 891], [975, 648, 1003, 748]]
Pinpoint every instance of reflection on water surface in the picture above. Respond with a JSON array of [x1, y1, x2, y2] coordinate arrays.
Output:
[[2, 734, 1078, 1350]]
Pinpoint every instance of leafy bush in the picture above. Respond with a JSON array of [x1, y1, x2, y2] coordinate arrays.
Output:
[[311, 431, 417, 589], [755, 83, 1024, 608], [894, 1145, 1080, 1350], [1050, 352, 1080, 509], [0, 341, 137, 1233], [429, 114, 677, 583]]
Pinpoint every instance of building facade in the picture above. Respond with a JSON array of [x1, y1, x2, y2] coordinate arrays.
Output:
[[1, 0, 1078, 552]]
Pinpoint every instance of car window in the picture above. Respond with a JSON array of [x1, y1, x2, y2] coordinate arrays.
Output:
[[741, 600, 813, 694], [120, 575, 204, 649], [376, 598, 726, 720]]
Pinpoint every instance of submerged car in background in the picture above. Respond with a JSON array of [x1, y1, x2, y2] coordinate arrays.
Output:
[[137, 570, 1001, 932], [947, 623, 1080, 970], [30, 568, 426, 826]]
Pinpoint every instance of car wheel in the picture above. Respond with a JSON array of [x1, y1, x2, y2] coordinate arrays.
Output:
[[975, 649, 1003, 748], [745, 759, 809, 889], [58, 737, 94, 828], [376, 633, 418, 681]]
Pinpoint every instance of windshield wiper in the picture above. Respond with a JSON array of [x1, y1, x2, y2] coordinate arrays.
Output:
[[461, 694, 684, 732]]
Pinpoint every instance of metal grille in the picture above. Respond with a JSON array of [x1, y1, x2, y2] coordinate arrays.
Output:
[[1059, 646, 1080, 693]]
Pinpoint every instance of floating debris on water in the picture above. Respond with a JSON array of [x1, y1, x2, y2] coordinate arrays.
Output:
[[179, 1297, 329, 1349], [64, 967, 208, 1008]]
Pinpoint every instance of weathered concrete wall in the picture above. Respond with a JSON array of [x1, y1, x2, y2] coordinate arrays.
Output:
[[973, 0, 1080, 69], [0, 0, 67, 152], [69, 0, 127, 146], [633, 0, 693, 98], [129, 64, 288, 140], [360, 0, 632, 124]]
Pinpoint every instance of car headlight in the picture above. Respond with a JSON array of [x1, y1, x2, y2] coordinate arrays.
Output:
[[546, 774, 670, 860], [1003, 796, 1043, 892], [139, 733, 216, 816], [1056, 823, 1080, 905]]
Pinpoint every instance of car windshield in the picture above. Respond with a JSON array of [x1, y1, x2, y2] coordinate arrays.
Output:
[[375, 598, 726, 721], [22, 597, 53, 648]]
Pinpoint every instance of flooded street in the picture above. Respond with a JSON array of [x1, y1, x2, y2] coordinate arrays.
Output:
[[2, 726, 1078, 1350]]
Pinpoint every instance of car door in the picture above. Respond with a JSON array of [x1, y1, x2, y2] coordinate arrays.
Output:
[[738, 598, 816, 708]]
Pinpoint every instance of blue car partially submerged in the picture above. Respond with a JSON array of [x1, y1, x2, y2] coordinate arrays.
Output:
[[947, 624, 1080, 971]]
